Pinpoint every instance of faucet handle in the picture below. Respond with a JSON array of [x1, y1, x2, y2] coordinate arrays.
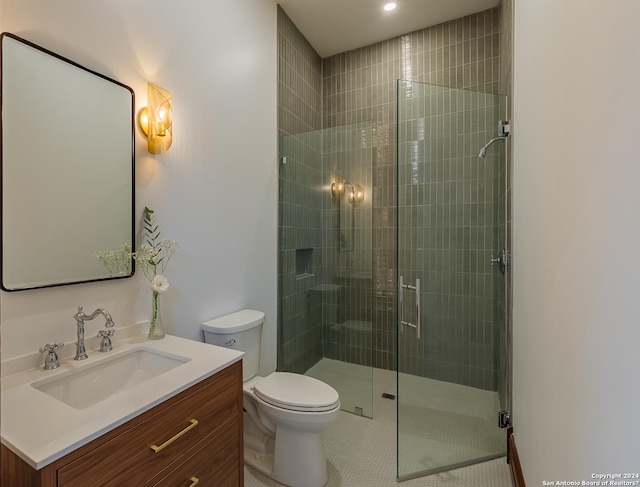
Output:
[[97, 329, 114, 352], [39, 342, 64, 370], [39, 342, 64, 353]]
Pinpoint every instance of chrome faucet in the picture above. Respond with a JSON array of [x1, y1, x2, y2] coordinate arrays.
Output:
[[74, 306, 115, 360]]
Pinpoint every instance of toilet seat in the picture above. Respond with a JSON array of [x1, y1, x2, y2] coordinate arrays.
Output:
[[253, 372, 340, 412]]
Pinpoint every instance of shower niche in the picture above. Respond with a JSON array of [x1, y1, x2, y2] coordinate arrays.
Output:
[[295, 248, 313, 279]]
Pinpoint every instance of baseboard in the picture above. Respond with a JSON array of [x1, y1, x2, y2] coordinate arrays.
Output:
[[507, 426, 526, 487]]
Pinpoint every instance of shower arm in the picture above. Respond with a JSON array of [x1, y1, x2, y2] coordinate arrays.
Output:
[[485, 136, 508, 146], [478, 120, 511, 158], [478, 138, 504, 158]]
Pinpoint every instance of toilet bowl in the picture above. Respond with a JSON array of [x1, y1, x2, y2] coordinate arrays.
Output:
[[202, 310, 340, 487]]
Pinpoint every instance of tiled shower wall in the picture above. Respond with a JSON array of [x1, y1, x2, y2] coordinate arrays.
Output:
[[278, 8, 376, 375], [277, 7, 322, 138], [322, 9, 503, 388], [321, 123, 373, 365], [277, 6, 324, 373]]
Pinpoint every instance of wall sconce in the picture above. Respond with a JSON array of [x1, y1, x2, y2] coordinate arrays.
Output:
[[138, 83, 173, 155], [348, 184, 365, 204], [331, 179, 346, 197]]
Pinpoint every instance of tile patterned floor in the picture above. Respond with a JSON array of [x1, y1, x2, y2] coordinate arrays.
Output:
[[244, 360, 512, 487]]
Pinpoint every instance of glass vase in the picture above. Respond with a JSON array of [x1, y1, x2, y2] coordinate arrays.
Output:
[[148, 290, 165, 340]]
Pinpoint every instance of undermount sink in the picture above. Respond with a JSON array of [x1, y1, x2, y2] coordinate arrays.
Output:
[[32, 348, 190, 409]]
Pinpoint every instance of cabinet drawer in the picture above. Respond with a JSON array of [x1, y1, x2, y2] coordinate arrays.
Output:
[[150, 417, 241, 487], [57, 362, 241, 487]]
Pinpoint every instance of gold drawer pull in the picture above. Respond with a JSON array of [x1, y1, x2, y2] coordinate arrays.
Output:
[[150, 419, 199, 453], [188, 477, 200, 487]]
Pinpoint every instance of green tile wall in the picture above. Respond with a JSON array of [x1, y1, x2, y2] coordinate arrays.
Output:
[[322, 8, 503, 390], [277, 7, 323, 373], [321, 123, 373, 366], [277, 6, 510, 392]]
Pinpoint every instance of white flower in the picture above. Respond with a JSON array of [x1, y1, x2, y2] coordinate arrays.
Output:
[[151, 274, 170, 294], [94, 242, 132, 276], [96, 208, 179, 288]]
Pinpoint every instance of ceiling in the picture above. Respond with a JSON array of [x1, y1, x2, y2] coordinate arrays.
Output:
[[278, 0, 500, 58]]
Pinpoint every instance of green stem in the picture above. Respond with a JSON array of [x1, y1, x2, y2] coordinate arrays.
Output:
[[151, 290, 159, 323]]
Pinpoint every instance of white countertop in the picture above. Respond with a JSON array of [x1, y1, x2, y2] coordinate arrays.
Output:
[[1, 333, 243, 470]]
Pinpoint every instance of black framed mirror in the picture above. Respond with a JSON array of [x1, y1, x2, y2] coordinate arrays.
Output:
[[1, 33, 135, 291]]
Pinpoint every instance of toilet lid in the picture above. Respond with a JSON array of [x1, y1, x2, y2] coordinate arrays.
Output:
[[253, 372, 340, 412]]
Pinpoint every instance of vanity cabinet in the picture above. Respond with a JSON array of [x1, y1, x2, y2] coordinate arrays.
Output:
[[1, 360, 243, 487]]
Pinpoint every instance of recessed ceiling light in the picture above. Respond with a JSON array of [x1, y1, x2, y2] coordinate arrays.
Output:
[[383, 3, 397, 12]]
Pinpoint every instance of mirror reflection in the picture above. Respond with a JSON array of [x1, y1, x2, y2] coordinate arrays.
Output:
[[1, 33, 135, 291]]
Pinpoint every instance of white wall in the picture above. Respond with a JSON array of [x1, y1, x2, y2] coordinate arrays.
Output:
[[514, 0, 640, 482], [0, 0, 278, 375]]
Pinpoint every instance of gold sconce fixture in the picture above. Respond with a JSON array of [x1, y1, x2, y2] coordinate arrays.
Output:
[[138, 83, 173, 155], [332, 178, 365, 204], [331, 179, 346, 197], [348, 184, 365, 204]]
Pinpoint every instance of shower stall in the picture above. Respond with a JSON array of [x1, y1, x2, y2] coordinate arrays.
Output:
[[278, 80, 509, 479]]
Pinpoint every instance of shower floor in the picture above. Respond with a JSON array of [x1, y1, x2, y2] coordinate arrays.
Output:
[[245, 358, 510, 486]]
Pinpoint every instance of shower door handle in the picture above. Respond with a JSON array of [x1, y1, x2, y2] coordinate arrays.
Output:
[[399, 277, 421, 339]]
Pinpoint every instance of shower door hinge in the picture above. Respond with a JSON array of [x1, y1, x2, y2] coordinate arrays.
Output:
[[498, 410, 511, 429], [490, 248, 507, 274]]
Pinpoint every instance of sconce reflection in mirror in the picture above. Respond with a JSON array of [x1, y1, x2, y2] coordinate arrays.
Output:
[[138, 83, 172, 154]]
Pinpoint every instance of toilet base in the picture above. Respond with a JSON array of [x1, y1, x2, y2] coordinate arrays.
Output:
[[244, 444, 277, 481], [244, 424, 328, 487]]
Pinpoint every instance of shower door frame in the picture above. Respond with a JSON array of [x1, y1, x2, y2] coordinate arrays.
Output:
[[395, 79, 511, 481], [277, 122, 375, 419]]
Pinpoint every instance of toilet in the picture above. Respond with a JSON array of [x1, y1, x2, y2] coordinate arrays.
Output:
[[202, 309, 340, 487]]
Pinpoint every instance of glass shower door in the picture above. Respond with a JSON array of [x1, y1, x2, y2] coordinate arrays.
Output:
[[396, 80, 508, 479]]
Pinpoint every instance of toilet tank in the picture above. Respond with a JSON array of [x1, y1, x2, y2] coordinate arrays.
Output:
[[201, 309, 264, 381]]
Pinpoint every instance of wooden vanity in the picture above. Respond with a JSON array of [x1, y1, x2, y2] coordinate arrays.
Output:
[[1, 360, 244, 486]]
